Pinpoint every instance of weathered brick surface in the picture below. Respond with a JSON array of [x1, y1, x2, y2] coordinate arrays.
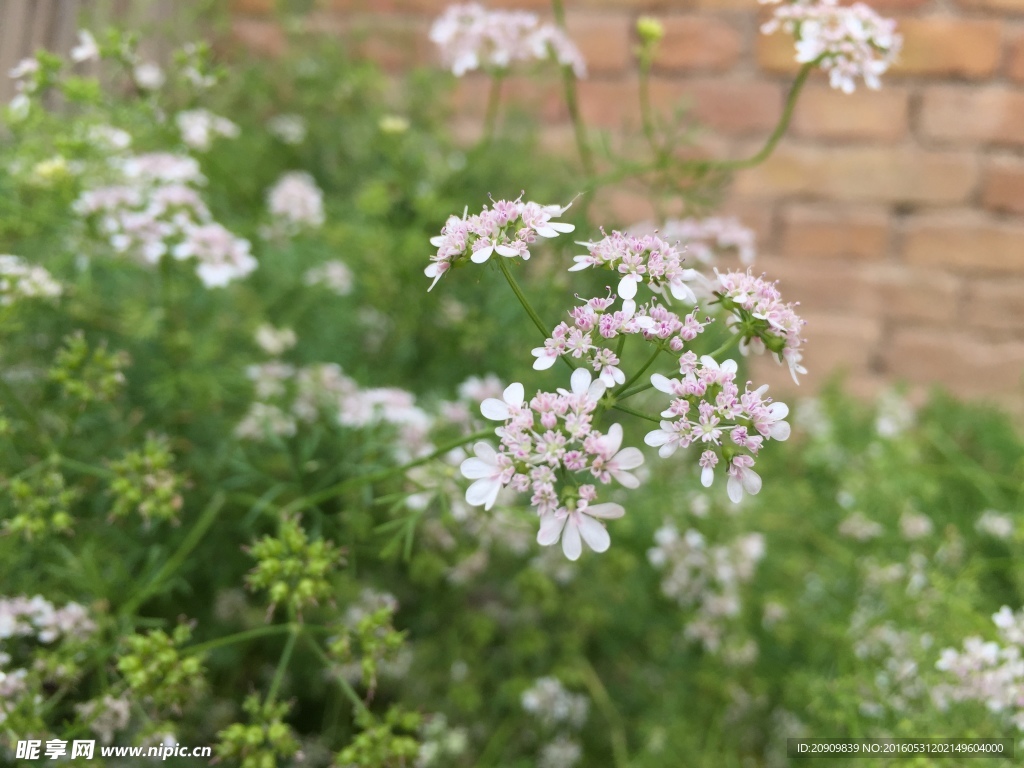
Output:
[[1009, 29, 1024, 83], [779, 204, 890, 261], [903, 213, 1024, 273], [965, 280, 1024, 331], [890, 18, 1003, 79], [920, 86, 1024, 146], [735, 145, 978, 205], [883, 330, 1024, 397], [566, 13, 633, 76], [791, 86, 909, 142], [653, 17, 744, 72], [867, 265, 960, 323], [225, 3, 1024, 396], [650, 78, 782, 136], [981, 156, 1024, 215]]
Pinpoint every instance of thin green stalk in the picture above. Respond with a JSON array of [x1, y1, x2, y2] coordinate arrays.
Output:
[[612, 403, 661, 424], [616, 345, 663, 394], [57, 455, 117, 479], [638, 64, 660, 157], [304, 633, 370, 716], [483, 72, 504, 142], [496, 256, 549, 339], [618, 381, 654, 401], [120, 491, 226, 616], [551, 0, 594, 176], [579, 658, 630, 768], [707, 333, 741, 360], [287, 428, 494, 516], [585, 61, 817, 191], [186, 623, 299, 656], [266, 623, 300, 705]]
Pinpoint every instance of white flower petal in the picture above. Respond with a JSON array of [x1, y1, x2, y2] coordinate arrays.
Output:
[[562, 520, 583, 561], [537, 513, 566, 546], [480, 398, 510, 421], [613, 447, 644, 471], [578, 515, 611, 553]]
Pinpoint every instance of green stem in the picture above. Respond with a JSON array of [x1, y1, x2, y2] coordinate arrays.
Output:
[[585, 61, 816, 191], [57, 455, 117, 479], [616, 345, 663, 394], [304, 633, 370, 716], [120, 492, 226, 616], [266, 623, 300, 705], [186, 623, 300, 656], [707, 333, 741, 360], [288, 428, 494, 517], [551, 0, 594, 176], [483, 72, 504, 142], [579, 658, 630, 768], [638, 63, 660, 156], [611, 403, 661, 424], [495, 256, 549, 340], [618, 381, 654, 401]]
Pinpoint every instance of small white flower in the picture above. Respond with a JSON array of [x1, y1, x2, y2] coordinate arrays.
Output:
[[460, 441, 512, 510], [480, 382, 525, 422], [70, 30, 100, 63], [537, 502, 624, 561]]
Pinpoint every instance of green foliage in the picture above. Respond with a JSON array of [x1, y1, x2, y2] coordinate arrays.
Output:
[[0, 10, 1021, 768]]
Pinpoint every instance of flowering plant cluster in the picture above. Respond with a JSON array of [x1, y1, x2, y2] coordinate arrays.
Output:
[[761, 0, 903, 93], [430, 3, 586, 77], [425, 196, 798, 562]]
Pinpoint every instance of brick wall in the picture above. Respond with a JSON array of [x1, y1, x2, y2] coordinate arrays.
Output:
[[232, 0, 1024, 400], [15, 0, 1024, 399]]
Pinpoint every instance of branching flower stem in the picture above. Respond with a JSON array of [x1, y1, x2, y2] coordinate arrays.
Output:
[[585, 61, 817, 192], [551, 0, 594, 176]]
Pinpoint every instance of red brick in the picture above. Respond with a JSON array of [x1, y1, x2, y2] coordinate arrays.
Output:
[[1009, 30, 1024, 83], [654, 17, 743, 72], [735, 145, 978, 205], [650, 78, 782, 137], [954, 0, 1024, 12], [902, 212, 1024, 273], [757, 256, 883, 316], [791, 85, 909, 142], [981, 156, 1024, 216], [756, 28, 802, 75], [866, 265, 960, 323], [333, 15, 434, 71], [577, 78, 640, 128], [779, 204, 890, 261], [693, 0, 760, 10], [920, 86, 1024, 146], [965, 280, 1024, 331], [882, 329, 1024, 397], [891, 18, 1003, 79], [566, 13, 633, 76], [230, 18, 286, 56]]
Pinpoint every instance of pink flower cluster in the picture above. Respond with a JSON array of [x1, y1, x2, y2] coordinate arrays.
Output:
[[0, 595, 96, 643], [935, 606, 1024, 729], [175, 109, 239, 152], [569, 232, 701, 314], [713, 269, 807, 383], [237, 362, 433, 463], [425, 196, 575, 290], [643, 356, 791, 503], [266, 171, 325, 233], [460, 369, 644, 561], [648, 524, 765, 655], [531, 294, 708, 385], [430, 3, 586, 78], [761, 0, 902, 93], [74, 152, 256, 287], [656, 217, 757, 267], [0, 255, 62, 306]]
